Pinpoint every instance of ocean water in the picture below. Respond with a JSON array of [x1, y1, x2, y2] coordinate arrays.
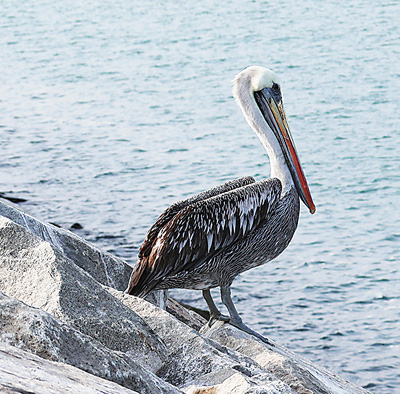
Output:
[[1, 0, 399, 392]]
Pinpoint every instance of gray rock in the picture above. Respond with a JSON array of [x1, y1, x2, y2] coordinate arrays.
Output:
[[0, 215, 166, 373], [0, 198, 167, 309], [185, 373, 297, 394], [166, 297, 208, 331], [0, 198, 132, 291], [0, 342, 139, 394], [200, 321, 371, 394], [144, 288, 169, 309], [107, 288, 292, 392], [0, 292, 181, 394], [0, 202, 372, 394]]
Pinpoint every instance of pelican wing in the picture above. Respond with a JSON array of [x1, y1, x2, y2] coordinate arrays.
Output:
[[128, 178, 281, 296], [139, 176, 256, 258]]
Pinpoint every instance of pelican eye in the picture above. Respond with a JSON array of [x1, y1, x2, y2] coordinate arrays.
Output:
[[272, 82, 280, 92]]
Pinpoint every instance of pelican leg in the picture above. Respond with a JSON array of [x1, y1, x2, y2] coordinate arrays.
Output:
[[220, 286, 273, 346], [202, 289, 230, 327]]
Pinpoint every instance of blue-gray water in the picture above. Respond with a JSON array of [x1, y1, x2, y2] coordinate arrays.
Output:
[[1, 0, 399, 392]]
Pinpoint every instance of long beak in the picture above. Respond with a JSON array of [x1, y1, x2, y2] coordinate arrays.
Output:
[[254, 88, 316, 214]]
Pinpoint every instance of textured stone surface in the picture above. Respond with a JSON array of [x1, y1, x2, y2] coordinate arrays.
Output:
[[112, 287, 369, 394], [166, 297, 208, 331], [0, 202, 371, 394], [0, 198, 132, 291], [0, 216, 166, 373], [201, 321, 370, 394], [0, 292, 181, 394], [185, 372, 296, 394], [0, 342, 140, 394], [107, 287, 290, 391]]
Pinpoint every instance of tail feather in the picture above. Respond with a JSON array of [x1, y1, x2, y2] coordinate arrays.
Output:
[[125, 257, 163, 297], [125, 258, 148, 296]]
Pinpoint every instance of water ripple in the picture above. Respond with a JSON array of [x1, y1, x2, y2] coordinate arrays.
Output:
[[1, 0, 399, 392]]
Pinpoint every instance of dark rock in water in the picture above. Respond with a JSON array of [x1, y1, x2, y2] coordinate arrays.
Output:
[[70, 222, 84, 229], [0, 193, 27, 204], [0, 200, 372, 394]]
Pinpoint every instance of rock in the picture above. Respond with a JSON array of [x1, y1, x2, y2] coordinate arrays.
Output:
[[200, 321, 370, 394], [0, 342, 139, 394], [0, 192, 27, 204], [166, 297, 208, 331], [184, 372, 296, 394], [0, 292, 181, 394], [0, 198, 131, 291], [144, 288, 169, 309], [0, 216, 166, 373], [0, 214, 280, 393], [0, 201, 372, 394], [107, 288, 293, 392], [0, 198, 167, 309], [107, 288, 370, 394]]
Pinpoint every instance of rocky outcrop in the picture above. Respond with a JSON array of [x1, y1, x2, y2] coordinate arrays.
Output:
[[0, 342, 139, 394], [107, 287, 288, 391], [0, 198, 131, 291], [0, 214, 167, 373], [0, 200, 371, 394], [200, 321, 368, 394], [0, 293, 179, 394]]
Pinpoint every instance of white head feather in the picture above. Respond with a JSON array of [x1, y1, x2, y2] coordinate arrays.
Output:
[[232, 66, 293, 191], [233, 66, 280, 95]]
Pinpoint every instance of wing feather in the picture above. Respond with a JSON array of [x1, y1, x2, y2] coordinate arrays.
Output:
[[138, 176, 255, 258], [127, 178, 282, 296]]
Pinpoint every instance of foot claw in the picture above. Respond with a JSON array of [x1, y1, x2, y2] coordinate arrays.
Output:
[[228, 320, 274, 346], [208, 313, 230, 327]]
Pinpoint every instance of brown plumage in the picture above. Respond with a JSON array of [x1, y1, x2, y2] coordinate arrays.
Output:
[[125, 66, 315, 343], [126, 177, 282, 297]]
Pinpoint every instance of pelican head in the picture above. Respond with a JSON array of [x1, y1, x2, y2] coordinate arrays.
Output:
[[233, 66, 315, 214]]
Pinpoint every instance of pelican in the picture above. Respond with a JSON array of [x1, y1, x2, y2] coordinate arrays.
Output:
[[126, 66, 315, 343]]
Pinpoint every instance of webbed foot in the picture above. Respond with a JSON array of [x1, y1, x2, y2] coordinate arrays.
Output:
[[229, 317, 274, 346]]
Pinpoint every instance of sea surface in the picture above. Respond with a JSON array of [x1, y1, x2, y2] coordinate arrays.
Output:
[[1, 0, 399, 392]]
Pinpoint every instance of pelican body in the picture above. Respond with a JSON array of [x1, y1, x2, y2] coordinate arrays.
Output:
[[126, 66, 315, 341]]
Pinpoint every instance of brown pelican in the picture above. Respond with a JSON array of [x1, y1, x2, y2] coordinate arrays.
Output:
[[126, 66, 315, 343]]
